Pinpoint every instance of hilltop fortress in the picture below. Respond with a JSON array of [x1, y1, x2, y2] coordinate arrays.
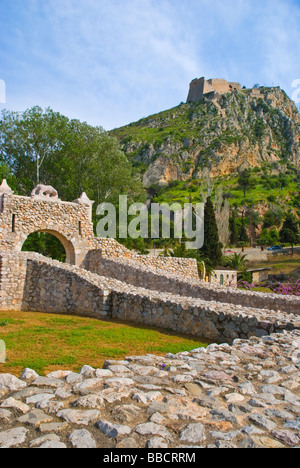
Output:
[[187, 77, 262, 102]]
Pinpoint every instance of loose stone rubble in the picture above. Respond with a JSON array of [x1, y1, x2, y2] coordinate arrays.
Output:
[[0, 330, 299, 449]]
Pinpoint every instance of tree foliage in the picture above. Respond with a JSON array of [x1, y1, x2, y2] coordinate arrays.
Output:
[[199, 196, 223, 267], [223, 252, 248, 271], [0, 106, 145, 208], [237, 169, 255, 197], [279, 213, 300, 253], [229, 210, 239, 245], [22, 232, 66, 262]]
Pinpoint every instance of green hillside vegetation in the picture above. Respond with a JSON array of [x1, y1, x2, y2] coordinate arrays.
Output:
[[143, 163, 300, 258], [113, 88, 297, 148], [1, 95, 299, 261], [151, 164, 300, 210], [111, 86, 300, 179]]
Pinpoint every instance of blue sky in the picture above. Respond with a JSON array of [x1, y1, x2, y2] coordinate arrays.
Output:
[[0, 0, 300, 130]]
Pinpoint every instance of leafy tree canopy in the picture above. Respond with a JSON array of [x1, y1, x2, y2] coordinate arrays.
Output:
[[0, 106, 146, 209]]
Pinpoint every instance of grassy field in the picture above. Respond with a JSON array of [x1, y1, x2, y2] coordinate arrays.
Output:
[[0, 311, 208, 377], [248, 254, 300, 279]]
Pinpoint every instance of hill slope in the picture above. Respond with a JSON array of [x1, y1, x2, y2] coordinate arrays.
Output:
[[111, 86, 300, 187]]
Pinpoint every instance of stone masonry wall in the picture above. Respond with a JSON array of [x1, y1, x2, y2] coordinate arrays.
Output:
[[83, 249, 199, 288], [187, 77, 241, 103], [83, 249, 300, 316], [0, 193, 199, 282], [110, 289, 300, 343], [0, 190, 299, 344], [0, 252, 111, 319], [89, 237, 199, 281], [0, 193, 95, 265], [0, 251, 299, 344]]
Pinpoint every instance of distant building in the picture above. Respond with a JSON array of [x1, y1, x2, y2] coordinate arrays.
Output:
[[187, 77, 242, 103], [247, 268, 271, 283], [206, 267, 238, 287]]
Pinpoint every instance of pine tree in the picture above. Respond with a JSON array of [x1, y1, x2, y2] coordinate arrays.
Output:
[[229, 210, 238, 246], [199, 196, 223, 267], [238, 169, 255, 197], [239, 213, 249, 243], [280, 213, 299, 254]]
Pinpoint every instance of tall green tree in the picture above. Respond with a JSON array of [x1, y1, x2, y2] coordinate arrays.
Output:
[[199, 196, 223, 267], [229, 210, 238, 245], [0, 106, 145, 207], [279, 213, 299, 254], [0, 106, 69, 191], [239, 213, 249, 243], [238, 169, 255, 197], [0, 106, 146, 259], [258, 228, 280, 248]]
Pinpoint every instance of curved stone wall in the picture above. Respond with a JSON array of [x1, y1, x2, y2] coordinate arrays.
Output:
[[0, 251, 299, 344]]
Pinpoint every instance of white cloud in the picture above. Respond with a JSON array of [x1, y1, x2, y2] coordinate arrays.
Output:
[[1, 0, 300, 127], [21, 0, 202, 127], [256, 1, 300, 91]]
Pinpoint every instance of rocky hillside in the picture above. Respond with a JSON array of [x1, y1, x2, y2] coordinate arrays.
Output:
[[111, 87, 300, 187]]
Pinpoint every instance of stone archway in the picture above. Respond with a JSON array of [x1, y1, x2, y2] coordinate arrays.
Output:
[[0, 181, 95, 266], [20, 229, 76, 265]]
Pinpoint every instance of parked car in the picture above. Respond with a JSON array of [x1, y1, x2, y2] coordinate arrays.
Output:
[[267, 245, 283, 251]]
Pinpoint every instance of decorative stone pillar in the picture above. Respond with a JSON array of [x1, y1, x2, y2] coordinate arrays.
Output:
[[0, 179, 13, 195], [73, 192, 94, 221]]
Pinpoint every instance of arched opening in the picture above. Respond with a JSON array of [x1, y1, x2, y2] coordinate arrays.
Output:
[[21, 230, 76, 265]]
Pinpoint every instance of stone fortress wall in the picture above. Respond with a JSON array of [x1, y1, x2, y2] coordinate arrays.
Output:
[[186, 76, 262, 103]]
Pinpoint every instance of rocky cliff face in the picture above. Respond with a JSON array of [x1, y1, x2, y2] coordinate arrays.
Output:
[[111, 87, 300, 187]]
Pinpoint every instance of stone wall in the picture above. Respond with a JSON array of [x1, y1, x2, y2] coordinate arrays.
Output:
[[83, 248, 199, 286], [83, 249, 300, 316], [0, 189, 299, 344], [110, 288, 300, 343], [0, 252, 111, 319], [0, 193, 94, 265], [0, 192, 199, 283], [187, 77, 208, 102], [0, 251, 299, 344]]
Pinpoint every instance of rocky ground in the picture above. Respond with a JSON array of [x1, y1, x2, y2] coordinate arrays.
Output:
[[0, 329, 299, 449]]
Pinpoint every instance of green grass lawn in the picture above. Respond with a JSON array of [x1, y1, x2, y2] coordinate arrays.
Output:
[[0, 311, 208, 376], [248, 254, 300, 279]]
